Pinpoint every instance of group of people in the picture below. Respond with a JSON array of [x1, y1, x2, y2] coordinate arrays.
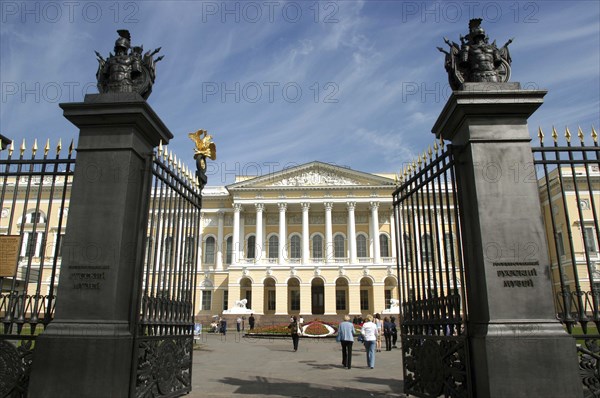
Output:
[[286, 313, 399, 369], [339, 314, 398, 369]]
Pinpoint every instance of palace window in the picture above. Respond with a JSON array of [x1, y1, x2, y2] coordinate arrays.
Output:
[[225, 236, 233, 264], [267, 290, 276, 311], [223, 290, 228, 311], [336, 289, 346, 311], [584, 227, 598, 254], [204, 237, 215, 264], [290, 290, 300, 311], [268, 235, 279, 259], [312, 235, 323, 259], [290, 235, 301, 259], [184, 236, 195, 263], [247, 235, 256, 259], [360, 290, 369, 311], [403, 234, 412, 265], [334, 235, 345, 258], [357, 235, 368, 258], [443, 233, 455, 262], [202, 291, 212, 311], [421, 233, 434, 261], [379, 234, 390, 257]]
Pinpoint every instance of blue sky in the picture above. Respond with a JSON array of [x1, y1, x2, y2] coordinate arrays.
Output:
[[1, 1, 599, 185]]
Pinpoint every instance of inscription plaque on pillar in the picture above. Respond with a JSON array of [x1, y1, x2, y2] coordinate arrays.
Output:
[[0, 235, 20, 277]]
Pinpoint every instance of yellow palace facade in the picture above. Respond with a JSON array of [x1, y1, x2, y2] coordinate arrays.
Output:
[[197, 161, 399, 317]]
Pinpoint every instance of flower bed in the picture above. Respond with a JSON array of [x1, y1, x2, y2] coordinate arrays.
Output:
[[247, 320, 339, 337]]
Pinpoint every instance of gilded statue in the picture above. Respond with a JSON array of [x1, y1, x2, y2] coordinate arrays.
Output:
[[438, 19, 512, 90], [189, 129, 217, 189]]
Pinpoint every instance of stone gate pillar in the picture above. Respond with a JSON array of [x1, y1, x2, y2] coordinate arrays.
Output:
[[432, 83, 582, 397], [29, 93, 173, 397]]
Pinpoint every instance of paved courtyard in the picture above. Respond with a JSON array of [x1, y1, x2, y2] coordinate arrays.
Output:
[[190, 332, 405, 398]]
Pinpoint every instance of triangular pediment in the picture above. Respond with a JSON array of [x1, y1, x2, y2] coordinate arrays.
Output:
[[227, 161, 394, 190]]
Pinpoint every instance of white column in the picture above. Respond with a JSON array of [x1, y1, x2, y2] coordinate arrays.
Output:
[[232, 204, 242, 264], [216, 211, 224, 270], [301, 202, 310, 264], [324, 202, 333, 263], [198, 213, 204, 271], [255, 203, 264, 263], [347, 202, 357, 263], [390, 207, 397, 261], [370, 201, 381, 264], [278, 203, 287, 264]]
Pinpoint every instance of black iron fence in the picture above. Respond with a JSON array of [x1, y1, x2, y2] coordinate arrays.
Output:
[[132, 143, 202, 397], [0, 138, 75, 398], [393, 140, 471, 398], [533, 126, 600, 397]]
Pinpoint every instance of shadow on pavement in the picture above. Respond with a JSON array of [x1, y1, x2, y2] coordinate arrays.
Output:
[[217, 376, 406, 398]]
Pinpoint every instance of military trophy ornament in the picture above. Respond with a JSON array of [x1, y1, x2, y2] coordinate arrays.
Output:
[[438, 18, 513, 90], [95, 30, 164, 99], [189, 129, 217, 190]]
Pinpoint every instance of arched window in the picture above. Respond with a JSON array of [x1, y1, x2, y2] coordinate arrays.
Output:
[[356, 235, 368, 258], [225, 236, 233, 264], [334, 235, 345, 258], [290, 235, 301, 259], [268, 235, 279, 259], [421, 233, 434, 261], [379, 234, 390, 257], [312, 235, 323, 259], [204, 236, 215, 264], [246, 235, 256, 259], [24, 211, 46, 224], [184, 236, 195, 263], [443, 233, 455, 263]]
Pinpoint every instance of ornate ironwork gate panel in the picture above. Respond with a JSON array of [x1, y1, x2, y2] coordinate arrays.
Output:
[[533, 127, 600, 397], [393, 141, 472, 398], [0, 139, 75, 398], [132, 145, 202, 398]]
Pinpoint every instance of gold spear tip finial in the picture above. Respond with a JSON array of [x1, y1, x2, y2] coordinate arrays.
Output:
[[9, 140, 14, 156], [20, 139, 26, 155], [57, 138, 62, 153], [537, 127, 544, 140], [551, 126, 558, 142], [68, 139, 74, 154], [577, 126, 585, 142], [592, 126, 598, 143], [434, 141, 439, 151], [158, 140, 163, 155], [428, 146, 433, 158], [32, 139, 38, 155], [565, 126, 572, 142], [44, 139, 50, 156]]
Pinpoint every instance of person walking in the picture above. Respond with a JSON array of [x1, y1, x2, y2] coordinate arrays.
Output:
[[288, 315, 301, 352], [383, 317, 393, 351], [337, 315, 355, 369], [374, 313, 383, 352], [249, 313, 255, 331], [361, 314, 378, 369], [236, 316, 242, 332], [390, 316, 398, 348]]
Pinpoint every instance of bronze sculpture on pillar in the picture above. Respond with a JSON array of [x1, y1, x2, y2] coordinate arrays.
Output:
[[95, 30, 164, 99], [438, 18, 513, 90]]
